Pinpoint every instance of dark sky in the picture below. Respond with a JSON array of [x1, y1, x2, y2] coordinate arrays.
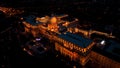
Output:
[[1, 0, 118, 6], [0, 0, 86, 8]]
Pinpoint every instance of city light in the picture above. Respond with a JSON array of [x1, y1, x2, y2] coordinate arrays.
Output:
[[100, 40, 105, 45], [1, 1, 120, 68], [36, 38, 41, 41]]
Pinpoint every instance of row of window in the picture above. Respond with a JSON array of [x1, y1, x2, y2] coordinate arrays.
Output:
[[54, 36, 89, 54]]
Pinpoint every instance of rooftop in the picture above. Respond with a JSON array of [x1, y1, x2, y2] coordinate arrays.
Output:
[[24, 15, 40, 26], [58, 32, 92, 48], [94, 39, 120, 62], [106, 40, 120, 58]]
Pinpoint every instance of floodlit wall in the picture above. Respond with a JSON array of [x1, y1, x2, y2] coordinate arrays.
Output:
[[90, 51, 120, 68], [55, 42, 90, 66]]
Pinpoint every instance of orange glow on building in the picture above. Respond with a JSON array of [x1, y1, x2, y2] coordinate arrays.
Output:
[[55, 42, 90, 65], [50, 17, 57, 24], [22, 15, 119, 67], [47, 17, 59, 32]]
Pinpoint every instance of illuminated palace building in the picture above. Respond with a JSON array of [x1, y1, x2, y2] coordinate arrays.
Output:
[[21, 14, 120, 67]]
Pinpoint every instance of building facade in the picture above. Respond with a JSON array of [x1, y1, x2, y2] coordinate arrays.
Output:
[[21, 15, 120, 67]]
